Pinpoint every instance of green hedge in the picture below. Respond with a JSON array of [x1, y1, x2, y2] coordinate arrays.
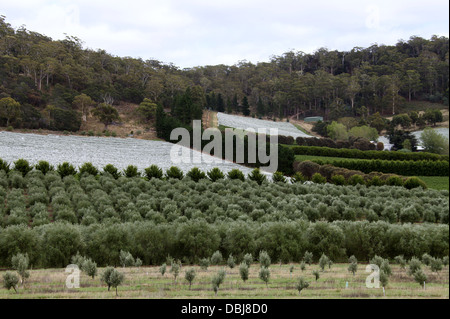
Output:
[[310, 159, 449, 177], [292, 146, 449, 162]]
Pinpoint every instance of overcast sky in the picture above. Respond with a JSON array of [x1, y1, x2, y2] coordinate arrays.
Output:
[[1, 0, 449, 68]]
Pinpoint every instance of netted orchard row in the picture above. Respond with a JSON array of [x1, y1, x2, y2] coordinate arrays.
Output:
[[0, 169, 448, 227], [0, 220, 448, 269]]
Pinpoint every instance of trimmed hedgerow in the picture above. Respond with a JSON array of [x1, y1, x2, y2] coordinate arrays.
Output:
[[292, 146, 448, 162]]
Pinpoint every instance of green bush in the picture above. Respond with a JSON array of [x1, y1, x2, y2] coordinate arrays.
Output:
[[207, 168, 225, 182], [79, 162, 99, 176], [312, 173, 327, 184], [35, 161, 54, 175], [404, 177, 428, 190], [13, 159, 33, 177], [187, 167, 206, 182], [2, 272, 19, 293], [272, 171, 287, 183], [57, 162, 77, 178], [331, 174, 346, 185], [123, 165, 140, 178], [348, 174, 365, 186], [227, 169, 245, 181], [103, 164, 120, 179], [248, 168, 267, 185], [0, 158, 11, 173], [145, 165, 163, 180], [166, 166, 184, 180]]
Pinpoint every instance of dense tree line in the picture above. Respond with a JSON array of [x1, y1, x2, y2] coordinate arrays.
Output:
[[0, 16, 448, 131]]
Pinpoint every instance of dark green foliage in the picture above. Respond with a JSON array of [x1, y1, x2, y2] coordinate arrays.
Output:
[[207, 168, 225, 182], [79, 162, 99, 176], [2, 272, 19, 293], [0, 158, 11, 173], [312, 173, 327, 184], [103, 164, 121, 179], [123, 165, 140, 178], [292, 146, 448, 162], [145, 165, 163, 180], [404, 177, 428, 189], [57, 162, 77, 178], [186, 167, 206, 182], [313, 269, 320, 281], [413, 269, 427, 287], [331, 174, 346, 185], [210, 251, 223, 265], [227, 169, 245, 181], [248, 168, 267, 185], [291, 172, 306, 183], [259, 267, 270, 287], [272, 171, 287, 183], [35, 161, 54, 175], [166, 166, 184, 180], [239, 263, 249, 283], [13, 159, 32, 177], [185, 268, 196, 289]]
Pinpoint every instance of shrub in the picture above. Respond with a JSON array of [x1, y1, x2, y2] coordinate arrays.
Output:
[[57, 162, 77, 178], [239, 263, 249, 283], [103, 164, 120, 179], [11, 253, 30, 285], [123, 165, 140, 178], [82, 258, 98, 279], [144, 165, 164, 180], [408, 258, 422, 276], [101, 267, 124, 296], [2, 272, 19, 293], [35, 161, 54, 175], [207, 168, 225, 182], [291, 172, 306, 183], [296, 277, 310, 295], [79, 162, 99, 176], [404, 177, 427, 190], [295, 161, 320, 179], [119, 250, 135, 267], [243, 253, 253, 267], [348, 262, 358, 275], [380, 270, 389, 288], [331, 174, 346, 185], [387, 176, 404, 187], [258, 250, 271, 268], [199, 258, 210, 270], [187, 167, 206, 182], [171, 261, 181, 282], [348, 174, 365, 185], [395, 256, 407, 269], [248, 168, 267, 185], [0, 158, 10, 173], [272, 171, 287, 183], [430, 258, 443, 273], [313, 269, 320, 281], [227, 255, 235, 269], [185, 269, 196, 290], [211, 251, 223, 265], [227, 169, 245, 181], [303, 251, 313, 265], [13, 159, 33, 177], [421, 253, 433, 266], [259, 267, 270, 287], [166, 166, 184, 180], [312, 173, 326, 184], [413, 269, 427, 287], [319, 254, 329, 271], [160, 263, 167, 276]]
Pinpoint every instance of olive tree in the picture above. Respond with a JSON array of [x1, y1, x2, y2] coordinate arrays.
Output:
[[101, 267, 125, 296], [259, 267, 270, 287], [2, 272, 19, 293], [258, 250, 271, 268], [296, 277, 309, 296], [239, 262, 249, 284], [185, 268, 196, 290], [11, 253, 30, 286]]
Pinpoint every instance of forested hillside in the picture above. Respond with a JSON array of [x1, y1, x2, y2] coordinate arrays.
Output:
[[0, 16, 448, 132]]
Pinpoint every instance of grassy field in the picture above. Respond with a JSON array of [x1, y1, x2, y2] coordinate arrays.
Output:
[[416, 176, 450, 190], [1, 263, 448, 299]]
